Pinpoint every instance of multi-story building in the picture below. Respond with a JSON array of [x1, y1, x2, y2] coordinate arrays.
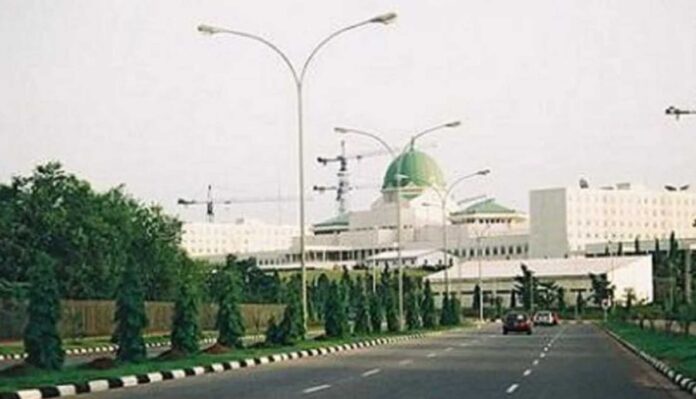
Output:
[[530, 183, 696, 258], [181, 218, 299, 257]]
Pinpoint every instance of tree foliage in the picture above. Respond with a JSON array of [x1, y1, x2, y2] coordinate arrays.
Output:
[[353, 277, 371, 335], [215, 262, 245, 348], [421, 280, 437, 329], [324, 281, 349, 338], [23, 252, 64, 370], [0, 163, 185, 301], [171, 261, 201, 354], [113, 260, 147, 362]]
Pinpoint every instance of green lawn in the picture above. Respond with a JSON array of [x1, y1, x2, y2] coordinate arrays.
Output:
[[0, 329, 439, 393], [605, 320, 696, 379]]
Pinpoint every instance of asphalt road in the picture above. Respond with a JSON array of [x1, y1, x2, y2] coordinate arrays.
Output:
[[73, 323, 689, 399]]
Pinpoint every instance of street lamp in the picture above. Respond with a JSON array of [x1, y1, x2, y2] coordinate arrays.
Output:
[[665, 105, 696, 120], [335, 121, 461, 329], [431, 170, 490, 295], [198, 13, 396, 328]]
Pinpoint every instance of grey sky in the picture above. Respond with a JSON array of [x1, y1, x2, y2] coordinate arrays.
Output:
[[1, 0, 695, 224]]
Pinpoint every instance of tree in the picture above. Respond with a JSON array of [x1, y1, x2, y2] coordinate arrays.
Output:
[[575, 291, 585, 316], [440, 292, 451, 326], [509, 289, 517, 309], [24, 252, 64, 369], [537, 280, 559, 309], [589, 273, 614, 306], [324, 281, 349, 338], [381, 269, 399, 332], [450, 293, 462, 326], [171, 262, 201, 354], [369, 290, 383, 333], [472, 284, 481, 311], [514, 264, 539, 311], [113, 260, 147, 362], [215, 264, 245, 348], [405, 276, 421, 330], [353, 277, 371, 335], [274, 274, 306, 345], [421, 280, 437, 329]]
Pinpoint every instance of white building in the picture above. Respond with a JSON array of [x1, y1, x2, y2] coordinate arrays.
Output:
[[530, 183, 696, 258], [426, 255, 653, 307], [181, 218, 299, 257], [248, 145, 530, 270]]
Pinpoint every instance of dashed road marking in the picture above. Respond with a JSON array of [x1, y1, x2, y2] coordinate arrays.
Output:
[[444, 347, 454, 352], [523, 369, 532, 377], [533, 359, 539, 366], [506, 383, 519, 394], [427, 353, 437, 358], [398, 359, 413, 365], [303, 384, 331, 394], [362, 368, 381, 377], [544, 347, 549, 352], [540, 353, 546, 358]]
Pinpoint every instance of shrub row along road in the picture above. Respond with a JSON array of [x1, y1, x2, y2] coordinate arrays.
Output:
[[76, 324, 687, 399]]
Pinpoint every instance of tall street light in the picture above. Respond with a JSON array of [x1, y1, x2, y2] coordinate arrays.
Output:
[[335, 121, 461, 329], [430, 170, 490, 294], [666, 105, 696, 120], [197, 12, 397, 328]]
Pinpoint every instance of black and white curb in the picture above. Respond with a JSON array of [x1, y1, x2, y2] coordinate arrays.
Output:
[[0, 338, 217, 362], [0, 333, 428, 399], [604, 328, 696, 396]]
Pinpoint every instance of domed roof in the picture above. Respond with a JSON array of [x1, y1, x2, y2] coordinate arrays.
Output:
[[382, 147, 445, 193]]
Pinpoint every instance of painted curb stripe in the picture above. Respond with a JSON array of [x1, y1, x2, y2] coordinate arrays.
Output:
[[0, 332, 438, 399], [604, 328, 696, 397]]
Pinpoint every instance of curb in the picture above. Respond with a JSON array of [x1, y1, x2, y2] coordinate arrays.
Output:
[[603, 328, 696, 397], [0, 338, 217, 362], [0, 333, 429, 399]]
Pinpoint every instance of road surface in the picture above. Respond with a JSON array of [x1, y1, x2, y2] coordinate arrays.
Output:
[[73, 323, 689, 399]]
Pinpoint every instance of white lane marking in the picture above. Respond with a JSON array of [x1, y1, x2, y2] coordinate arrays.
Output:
[[458, 342, 470, 347], [506, 383, 519, 394], [362, 368, 381, 377], [540, 353, 546, 358], [303, 384, 331, 394], [544, 347, 549, 352], [523, 369, 532, 377], [398, 359, 413, 365], [427, 353, 437, 358], [533, 359, 539, 366], [444, 347, 454, 352]]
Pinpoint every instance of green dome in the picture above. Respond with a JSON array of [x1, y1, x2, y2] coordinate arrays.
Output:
[[382, 148, 445, 193]]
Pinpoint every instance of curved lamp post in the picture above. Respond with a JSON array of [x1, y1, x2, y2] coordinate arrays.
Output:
[[335, 120, 460, 329], [665, 105, 696, 120], [197, 12, 397, 328], [430, 169, 490, 294]]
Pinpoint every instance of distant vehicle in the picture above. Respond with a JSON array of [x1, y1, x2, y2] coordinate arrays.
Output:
[[503, 312, 533, 335], [533, 310, 558, 326]]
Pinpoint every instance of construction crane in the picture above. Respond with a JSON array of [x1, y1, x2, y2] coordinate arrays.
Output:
[[177, 185, 300, 223], [313, 141, 389, 215]]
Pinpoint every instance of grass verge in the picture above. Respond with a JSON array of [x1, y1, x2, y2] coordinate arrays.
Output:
[[0, 326, 461, 393], [0, 332, 218, 356], [604, 320, 696, 379]]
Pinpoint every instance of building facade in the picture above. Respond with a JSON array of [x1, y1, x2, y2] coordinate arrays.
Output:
[[530, 183, 696, 258], [181, 218, 299, 257]]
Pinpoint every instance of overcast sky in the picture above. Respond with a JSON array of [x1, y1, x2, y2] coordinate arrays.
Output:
[[1, 0, 695, 225]]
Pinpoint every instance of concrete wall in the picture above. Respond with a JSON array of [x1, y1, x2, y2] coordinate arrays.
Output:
[[529, 188, 568, 258]]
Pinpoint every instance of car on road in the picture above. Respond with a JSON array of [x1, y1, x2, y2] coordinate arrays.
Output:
[[503, 312, 533, 335], [533, 310, 559, 326]]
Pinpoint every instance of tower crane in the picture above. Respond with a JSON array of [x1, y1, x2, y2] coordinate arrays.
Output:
[[177, 185, 300, 223], [313, 141, 388, 216]]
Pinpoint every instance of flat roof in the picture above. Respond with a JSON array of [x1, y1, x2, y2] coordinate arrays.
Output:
[[426, 255, 651, 282]]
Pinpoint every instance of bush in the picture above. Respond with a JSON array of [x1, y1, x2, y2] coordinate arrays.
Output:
[[421, 280, 437, 329], [215, 266, 245, 348], [324, 282, 349, 338], [171, 263, 201, 354]]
